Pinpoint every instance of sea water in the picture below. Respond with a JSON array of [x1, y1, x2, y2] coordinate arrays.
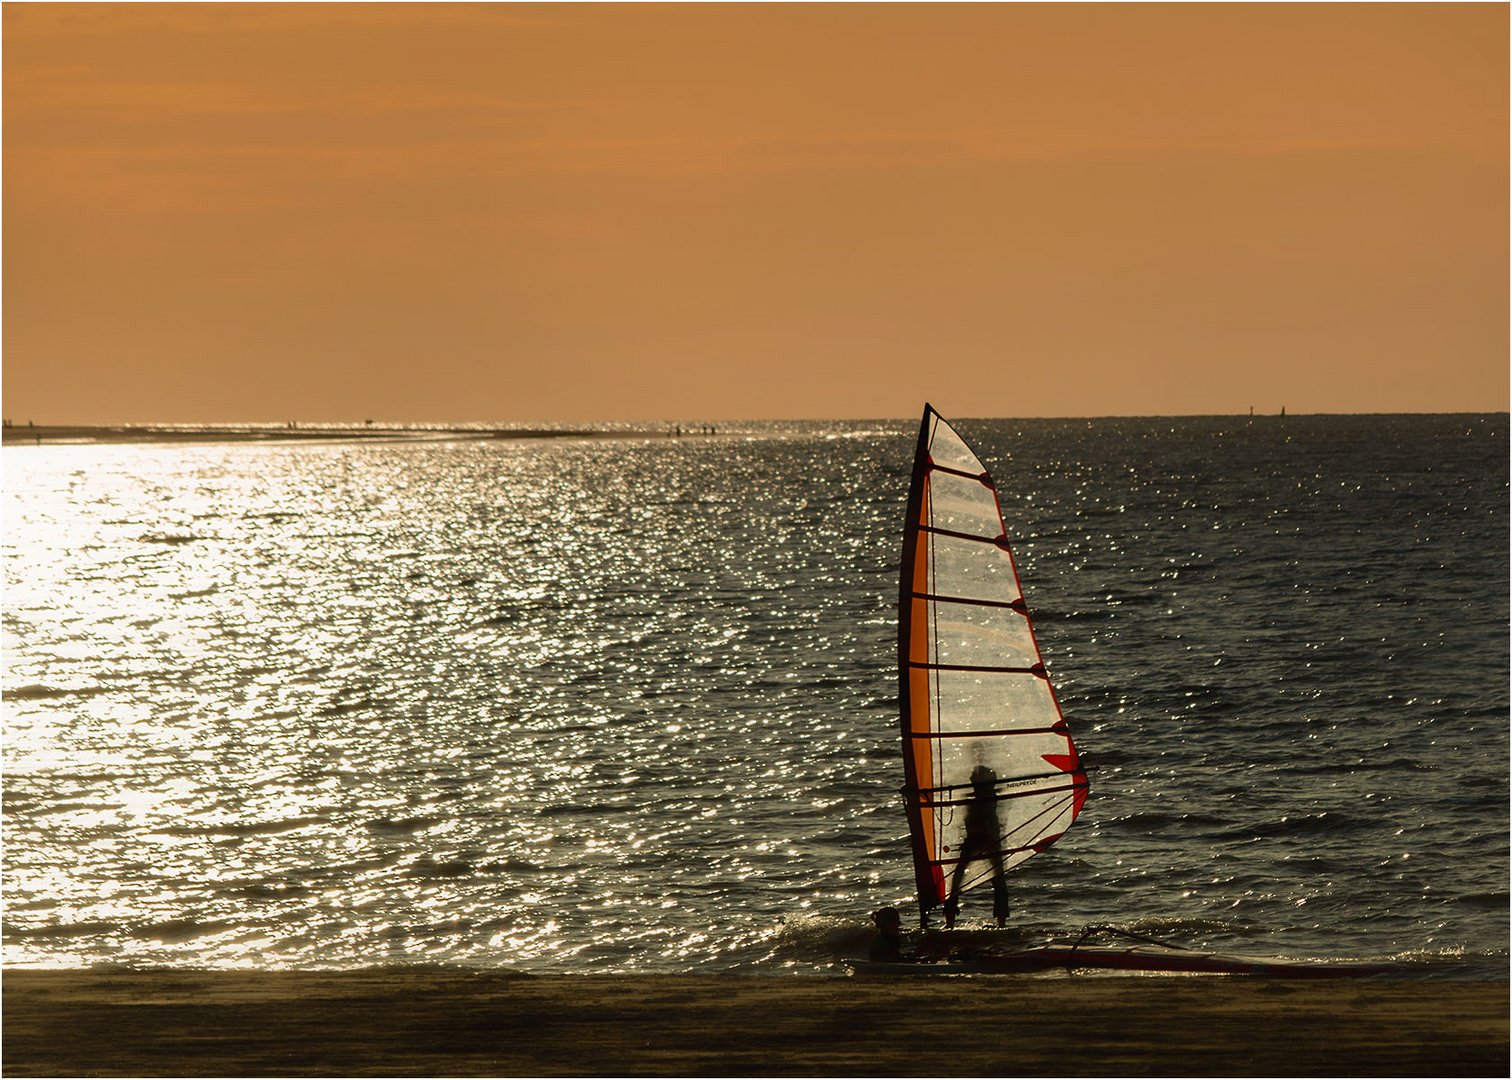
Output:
[[4, 415, 1507, 975]]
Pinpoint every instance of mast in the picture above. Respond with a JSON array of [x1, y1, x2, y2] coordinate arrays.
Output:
[[897, 404, 941, 920]]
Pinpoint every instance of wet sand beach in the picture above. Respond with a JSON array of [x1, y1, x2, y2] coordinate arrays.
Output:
[[3, 970, 1506, 1077], [0, 424, 677, 446]]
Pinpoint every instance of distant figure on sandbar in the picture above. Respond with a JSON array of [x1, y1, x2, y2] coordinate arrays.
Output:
[[867, 906, 905, 962], [943, 764, 1009, 929]]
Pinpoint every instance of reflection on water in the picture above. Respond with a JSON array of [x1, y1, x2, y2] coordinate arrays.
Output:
[[3, 417, 1507, 973]]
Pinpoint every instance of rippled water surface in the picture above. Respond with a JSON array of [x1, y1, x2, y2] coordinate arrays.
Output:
[[4, 416, 1507, 974]]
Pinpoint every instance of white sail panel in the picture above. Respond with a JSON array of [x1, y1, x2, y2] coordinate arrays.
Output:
[[926, 535, 1022, 602], [929, 669, 1061, 733], [929, 607, 1040, 670], [923, 470, 1002, 535], [924, 420, 986, 474]]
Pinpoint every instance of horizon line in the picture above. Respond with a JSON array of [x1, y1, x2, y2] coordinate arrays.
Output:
[[4, 410, 1508, 429]]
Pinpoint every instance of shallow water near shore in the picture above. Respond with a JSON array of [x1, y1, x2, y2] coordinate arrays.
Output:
[[4, 415, 1507, 975]]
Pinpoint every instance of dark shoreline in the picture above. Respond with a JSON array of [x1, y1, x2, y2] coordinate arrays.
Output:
[[0, 424, 681, 446], [3, 970, 1507, 1076]]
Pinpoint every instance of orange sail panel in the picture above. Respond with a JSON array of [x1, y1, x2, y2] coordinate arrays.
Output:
[[896, 404, 1088, 921]]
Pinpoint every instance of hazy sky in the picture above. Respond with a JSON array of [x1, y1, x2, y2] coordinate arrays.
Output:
[[5, 2, 1507, 423]]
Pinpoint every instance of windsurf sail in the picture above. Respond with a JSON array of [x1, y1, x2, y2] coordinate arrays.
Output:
[[897, 404, 1087, 924]]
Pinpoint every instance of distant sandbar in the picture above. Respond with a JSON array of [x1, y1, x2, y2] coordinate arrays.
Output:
[[1, 424, 681, 446]]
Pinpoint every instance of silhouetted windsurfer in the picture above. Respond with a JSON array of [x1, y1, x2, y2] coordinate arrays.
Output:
[[943, 765, 1009, 929]]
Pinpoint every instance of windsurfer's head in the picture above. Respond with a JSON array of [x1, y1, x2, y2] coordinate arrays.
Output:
[[970, 765, 997, 788], [872, 907, 901, 933]]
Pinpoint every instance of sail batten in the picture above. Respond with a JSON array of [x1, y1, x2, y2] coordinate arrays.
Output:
[[908, 661, 1046, 673], [897, 404, 1087, 922], [918, 524, 1010, 545], [926, 462, 993, 483], [908, 726, 1068, 740], [910, 592, 1027, 611]]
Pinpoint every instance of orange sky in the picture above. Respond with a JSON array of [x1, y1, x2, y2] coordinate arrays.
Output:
[[4, 2, 1507, 423]]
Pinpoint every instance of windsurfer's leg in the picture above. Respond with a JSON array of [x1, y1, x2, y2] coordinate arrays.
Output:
[[989, 854, 1008, 926], [943, 859, 969, 929]]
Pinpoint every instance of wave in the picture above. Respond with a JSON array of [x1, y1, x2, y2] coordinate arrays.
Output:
[[365, 815, 446, 835], [1066, 916, 1244, 941], [153, 816, 329, 838], [232, 882, 315, 899], [4, 920, 119, 940], [131, 918, 238, 944], [5, 683, 107, 700], [1100, 810, 1231, 832], [1287, 756, 1438, 775], [404, 856, 474, 879], [1214, 811, 1368, 841], [762, 913, 875, 964]]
